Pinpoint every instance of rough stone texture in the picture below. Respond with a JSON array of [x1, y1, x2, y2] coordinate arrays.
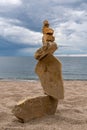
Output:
[[12, 94, 58, 122], [35, 54, 64, 99], [42, 34, 55, 46], [42, 26, 54, 35], [42, 28, 55, 43], [42, 20, 55, 46], [34, 43, 58, 60]]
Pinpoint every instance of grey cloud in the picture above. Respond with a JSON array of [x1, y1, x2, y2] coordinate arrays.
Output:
[[0, 0, 87, 55], [62, 29, 75, 37]]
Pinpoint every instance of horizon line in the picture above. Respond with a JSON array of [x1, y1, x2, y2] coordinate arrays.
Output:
[[55, 54, 87, 57]]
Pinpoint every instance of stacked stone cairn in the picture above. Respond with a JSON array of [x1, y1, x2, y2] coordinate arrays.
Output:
[[12, 20, 64, 123]]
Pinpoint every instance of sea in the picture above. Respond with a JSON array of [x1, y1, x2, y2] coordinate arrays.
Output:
[[0, 56, 87, 80]]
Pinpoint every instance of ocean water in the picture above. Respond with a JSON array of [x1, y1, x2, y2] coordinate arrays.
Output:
[[0, 56, 87, 80]]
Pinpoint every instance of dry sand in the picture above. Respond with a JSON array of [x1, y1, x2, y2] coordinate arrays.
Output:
[[0, 80, 87, 130]]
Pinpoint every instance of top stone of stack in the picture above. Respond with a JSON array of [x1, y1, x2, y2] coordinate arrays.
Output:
[[34, 20, 58, 60]]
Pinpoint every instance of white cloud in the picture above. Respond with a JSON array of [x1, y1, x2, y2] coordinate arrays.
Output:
[[53, 7, 87, 49], [5, 26, 42, 45], [0, 0, 22, 6], [0, 17, 42, 45], [55, 20, 87, 46]]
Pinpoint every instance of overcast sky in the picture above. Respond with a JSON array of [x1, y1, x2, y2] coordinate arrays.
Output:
[[0, 0, 87, 56]]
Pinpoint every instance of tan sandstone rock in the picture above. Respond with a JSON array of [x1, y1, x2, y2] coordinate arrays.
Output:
[[42, 20, 55, 46], [34, 42, 58, 60], [35, 54, 64, 99], [12, 94, 58, 122]]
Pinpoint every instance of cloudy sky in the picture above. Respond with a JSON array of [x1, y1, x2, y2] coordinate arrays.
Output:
[[0, 0, 87, 56]]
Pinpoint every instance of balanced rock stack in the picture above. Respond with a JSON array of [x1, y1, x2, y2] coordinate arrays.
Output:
[[12, 20, 64, 123]]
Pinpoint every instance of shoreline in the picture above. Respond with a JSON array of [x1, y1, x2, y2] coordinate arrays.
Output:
[[0, 79, 87, 82]]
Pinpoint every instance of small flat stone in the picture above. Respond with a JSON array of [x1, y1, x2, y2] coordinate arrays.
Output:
[[34, 43, 58, 60]]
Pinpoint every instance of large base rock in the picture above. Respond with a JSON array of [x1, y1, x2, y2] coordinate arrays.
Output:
[[12, 94, 58, 122], [35, 54, 64, 100]]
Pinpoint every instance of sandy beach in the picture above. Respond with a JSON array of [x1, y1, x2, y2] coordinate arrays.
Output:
[[0, 80, 87, 130]]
